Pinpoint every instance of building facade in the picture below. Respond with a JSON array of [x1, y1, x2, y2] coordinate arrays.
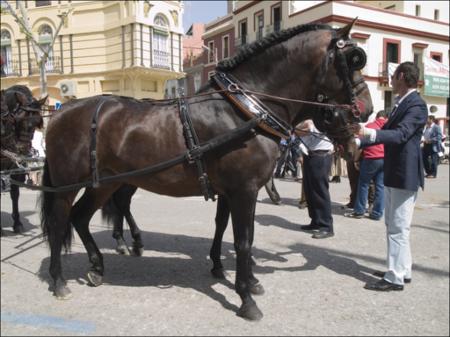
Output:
[[1, 0, 185, 105], [194, 0, 449, 133]]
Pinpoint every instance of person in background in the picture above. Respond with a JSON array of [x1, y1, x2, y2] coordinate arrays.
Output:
[[354, 62, 427, 291], [422, 115, 442, 178], [295, 119, 334, 239], [329, 148, 347, 183], [345, 110, 388, 220]]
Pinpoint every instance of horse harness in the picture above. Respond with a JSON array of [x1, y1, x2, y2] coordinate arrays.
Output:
[[88, 84, 291, 201], [13, 35, 369, 195]]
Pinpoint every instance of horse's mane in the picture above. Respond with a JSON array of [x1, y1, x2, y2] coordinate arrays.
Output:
[[216, 23, 333, 72]]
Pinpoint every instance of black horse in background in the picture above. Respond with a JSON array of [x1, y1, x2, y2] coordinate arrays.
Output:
[[40, 21, 372, 320], [1, 85, 46, 234]]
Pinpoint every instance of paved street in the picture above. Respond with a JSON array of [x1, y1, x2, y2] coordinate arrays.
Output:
[[1, 165, 449, 336]]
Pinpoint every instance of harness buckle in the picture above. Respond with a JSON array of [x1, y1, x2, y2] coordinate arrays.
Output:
[[186, 146, 202, 164]]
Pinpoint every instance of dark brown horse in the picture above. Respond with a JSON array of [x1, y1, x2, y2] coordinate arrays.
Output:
[[40, 22, 372, 320], [1, 86, 45, 234]]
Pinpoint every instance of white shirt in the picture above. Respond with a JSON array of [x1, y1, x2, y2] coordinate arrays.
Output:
[[31, 130, 45, 157], [299, 122, 334, 153]]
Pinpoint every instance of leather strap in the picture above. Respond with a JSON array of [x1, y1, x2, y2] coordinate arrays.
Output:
[[212, 72, 292, 139], [178, 96, 216, 201]]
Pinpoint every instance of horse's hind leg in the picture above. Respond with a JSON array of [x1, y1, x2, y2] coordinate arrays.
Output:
[[229, 190, 263, 321], [10, 174, 25, 233], [114, 185, 143, 256], [71, 186, 118, 287], [44, 191, 78, 299], [210, 195, 230, 279]]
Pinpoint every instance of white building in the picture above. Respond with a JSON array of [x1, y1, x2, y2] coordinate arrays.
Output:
[[230, 0, 449, 132]]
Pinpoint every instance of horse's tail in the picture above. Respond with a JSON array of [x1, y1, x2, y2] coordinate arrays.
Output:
[[101, 195, 120, 227], [40, 159, 72, 249]]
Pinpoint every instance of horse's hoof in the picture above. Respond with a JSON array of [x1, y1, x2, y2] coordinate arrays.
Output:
[[132, 245, 144, 257], [87, 271, 103, 287], [237, 303, 263, 321], [211, 267, 227, 279], [116, 244, 130, 255], [250, 283, 265, 296], [54, 284, 72, 300], [13, 224, 24, 234]]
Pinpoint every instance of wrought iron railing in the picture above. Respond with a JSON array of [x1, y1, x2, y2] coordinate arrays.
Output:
[[30, 56, 62, 74], [153, 50, 170, 69], [379, 61, 424, 81], [1, 59, 20, 77], [235, 35, 247, 48]]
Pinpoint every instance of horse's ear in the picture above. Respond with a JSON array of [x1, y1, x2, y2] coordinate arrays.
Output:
[[37, 95, 48, 106], [336, 17, 358, 39], [14, 91, 29, 106]]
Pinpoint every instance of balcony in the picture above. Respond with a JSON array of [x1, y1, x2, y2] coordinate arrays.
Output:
[[378, 62, 424, 85], [265, 21, 283, 35], [30, 56, 62, 75], [256, 30, 264, 41], [235, 35, 247, 48], [1, 59, 20, 77], [153, 50, 170, 69]]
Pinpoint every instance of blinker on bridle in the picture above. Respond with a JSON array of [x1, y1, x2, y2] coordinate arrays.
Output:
[[325, 36, 368, 120]]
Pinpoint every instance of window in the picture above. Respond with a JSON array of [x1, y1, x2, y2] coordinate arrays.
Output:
[[434, 9, 440, 20], [35, 0, 51, 6], [153, 31, 169, 68], [415, 5, 421, 17], [254, 11, 264, 41], [272, 5, 281, 32], [222, 35, 229, 59], [386, 43, 399, 63], [193, 72, 201, 93], [154, 14, 169, 29], [1, 29, 13, 76], [239, 20, 247, 45], [384, 91, 393, 113], [153, 14, 170, 69], [430, 52, 442, 62], [208, 40, 214, 63], [208, 71, 216, 80], [38, 24, 54, 71]]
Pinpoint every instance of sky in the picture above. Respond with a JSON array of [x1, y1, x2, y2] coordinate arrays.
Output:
[[183, 1, 228, 33]]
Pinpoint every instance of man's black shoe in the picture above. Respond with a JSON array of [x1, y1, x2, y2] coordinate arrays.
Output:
[[312, 231, 334, 239], [300, 224, 320, 232], [364, 279, 403, 291], [372, 271, 411, 284]]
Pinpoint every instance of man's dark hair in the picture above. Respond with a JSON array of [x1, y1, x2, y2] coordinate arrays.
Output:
[[394, 62, 420, 88], [428, 115, 436, 122]]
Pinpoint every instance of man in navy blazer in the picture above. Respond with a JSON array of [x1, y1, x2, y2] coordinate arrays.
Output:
[[355, 62, 428, 291]]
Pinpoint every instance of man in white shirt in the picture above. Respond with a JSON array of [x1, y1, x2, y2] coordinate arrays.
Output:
[[295, 119, 334, 239]]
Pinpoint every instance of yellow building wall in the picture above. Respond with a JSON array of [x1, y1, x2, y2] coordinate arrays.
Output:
[[1, 0, 185, 104]]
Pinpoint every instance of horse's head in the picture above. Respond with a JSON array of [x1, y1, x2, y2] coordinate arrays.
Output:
[[12, 92, 46, 131], [1, 90, 16, 150], [4, 88, 46, 154], [309, 19, 373, 159]]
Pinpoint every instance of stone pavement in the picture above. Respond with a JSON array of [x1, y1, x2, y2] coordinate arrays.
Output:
[[1, 165, 449, 336]]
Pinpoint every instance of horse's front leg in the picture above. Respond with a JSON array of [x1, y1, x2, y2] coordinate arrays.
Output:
[[10, 174, 24, 234], [116, 185, 143, 256], [229, 190, 263, 321], [210, 195, 230, 279]]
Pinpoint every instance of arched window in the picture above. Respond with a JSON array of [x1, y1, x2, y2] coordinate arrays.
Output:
[[38, 24, 54, 71], [154, 14, 168, 29], [152, 14, 169, 69], [1, 29, 13, 76]]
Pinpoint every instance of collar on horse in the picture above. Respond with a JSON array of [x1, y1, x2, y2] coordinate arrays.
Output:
[[212, 72, 292, 139]]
